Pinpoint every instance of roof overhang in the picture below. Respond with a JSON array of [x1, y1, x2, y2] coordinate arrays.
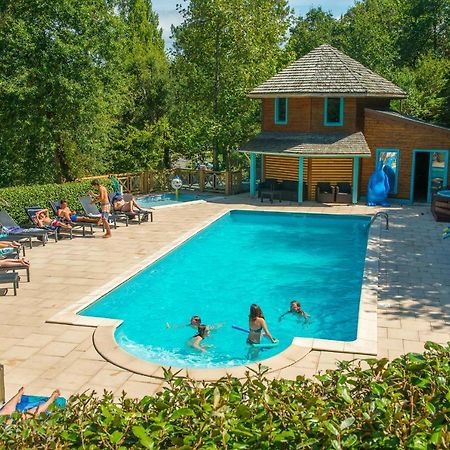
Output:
[[239, 132, 372, 158], [248, 93, 407, 99]]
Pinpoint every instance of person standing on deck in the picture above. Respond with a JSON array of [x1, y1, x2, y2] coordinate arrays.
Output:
[[89, 179, 112, 238]]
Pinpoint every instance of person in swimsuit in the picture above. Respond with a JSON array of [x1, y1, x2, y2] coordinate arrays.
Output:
[[89, 180, 112, 238], [189, 325, 211, 353], [33, 209, 72, 230], [167, 315, 202, 329], [57, 200, 101, 225], [279, 300, 310, 322], [112, 193, 147, 214], [0, 386, 61, 420], [247, 304, 278, 346]]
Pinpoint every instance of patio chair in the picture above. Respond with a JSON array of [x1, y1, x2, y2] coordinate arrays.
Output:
[[24, 207, 72, 241], [0, 211, 49, 247], [49, 200, 95, 237], [257, 179, 282, 203], [79, 197, 119, 229], [0, 272, 19, 296], [335, 182, 353, 203], [316, 182, 335, 203]]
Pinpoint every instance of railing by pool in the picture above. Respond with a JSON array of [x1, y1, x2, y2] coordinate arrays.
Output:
[[81, 169, 246, 196]]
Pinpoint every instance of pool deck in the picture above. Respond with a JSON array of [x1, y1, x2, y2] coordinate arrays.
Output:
[[1, 196, 449, 400]]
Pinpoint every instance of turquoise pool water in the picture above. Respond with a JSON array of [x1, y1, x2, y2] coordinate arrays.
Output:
[[137, 192, 211, 208], [80, 211, 370, 368]]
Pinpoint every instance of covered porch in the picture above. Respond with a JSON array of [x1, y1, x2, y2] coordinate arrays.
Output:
[[240, 132, 371, 204]]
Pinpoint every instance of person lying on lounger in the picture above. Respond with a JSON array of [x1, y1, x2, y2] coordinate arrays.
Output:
[[0, 257, 30, 268], [0, 387, 61, 419], [57, 200, 101, 225], [33, 209, 72, 230], [0, 241, 21, 255], [112, 193, 147, 214]]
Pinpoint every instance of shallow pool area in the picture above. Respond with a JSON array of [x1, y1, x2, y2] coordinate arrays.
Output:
[[80, 210, 370, 368], [137, 192, 212, 208]]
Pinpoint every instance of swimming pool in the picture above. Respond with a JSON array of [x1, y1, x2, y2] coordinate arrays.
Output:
[[80, 210, 370, 368], [137, 192, 212, 208]]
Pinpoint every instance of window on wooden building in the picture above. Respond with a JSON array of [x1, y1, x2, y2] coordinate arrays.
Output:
[[324, 97, 344, 126], [275, 98, 288, 125], [377, 149, 399, 194]]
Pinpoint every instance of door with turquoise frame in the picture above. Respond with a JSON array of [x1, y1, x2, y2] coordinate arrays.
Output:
[[411, 150, 449, 203]]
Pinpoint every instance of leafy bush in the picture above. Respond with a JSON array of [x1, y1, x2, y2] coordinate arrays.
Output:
[[0, 179, 114, 225], [0, 342, 448, 449]]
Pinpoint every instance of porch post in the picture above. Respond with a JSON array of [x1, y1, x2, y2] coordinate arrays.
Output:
[[250, 153, 257, 197], [298, 157, 304, 204], [352, 157, 360, 204]]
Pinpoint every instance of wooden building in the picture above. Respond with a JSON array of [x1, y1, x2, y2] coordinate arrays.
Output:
[[240, 44, 450, 204]]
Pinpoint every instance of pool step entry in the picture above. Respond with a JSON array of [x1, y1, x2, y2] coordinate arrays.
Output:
[[369, 211, 389, 230]]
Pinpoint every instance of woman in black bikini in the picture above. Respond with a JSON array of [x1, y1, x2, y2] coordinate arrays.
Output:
[[189, 325, 211, 353], [248, 304, 278, 345]]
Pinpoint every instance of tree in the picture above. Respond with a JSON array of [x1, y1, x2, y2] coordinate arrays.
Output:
[[392, 53, 450, 124], [110, 0, 171, 171], [0, 0, 128, 186], [286, 7, 338, 58], [171, 0, 291, 170]]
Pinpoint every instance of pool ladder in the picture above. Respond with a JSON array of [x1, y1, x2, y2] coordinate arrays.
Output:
[[369, 212, 389, 230]]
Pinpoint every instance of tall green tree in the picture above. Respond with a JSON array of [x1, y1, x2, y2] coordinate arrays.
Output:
[[110, 0, 171, 171], [171, 0, 291, 170], [286, 7, 338, 57], [0, 0, 128, 186]]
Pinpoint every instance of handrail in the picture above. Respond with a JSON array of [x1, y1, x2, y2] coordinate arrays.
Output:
[[369, 211, 389, 230]]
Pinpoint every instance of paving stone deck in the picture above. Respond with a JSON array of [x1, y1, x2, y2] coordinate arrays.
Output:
[[1, 196, 448, 400]]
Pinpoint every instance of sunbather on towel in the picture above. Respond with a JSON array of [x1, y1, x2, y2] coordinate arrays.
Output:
[[0, 241, 20, 255], [0, 241, 20, 250], [0, 257, 30, 267], [0, 387, 61, 419], [57, 200, 101, 225], [33, 209, 72, 230]]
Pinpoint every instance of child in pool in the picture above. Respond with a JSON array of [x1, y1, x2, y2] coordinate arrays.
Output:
[[189, 325, 211, 353], [166, 315, 223, 330], [279, 300, 310, 322]]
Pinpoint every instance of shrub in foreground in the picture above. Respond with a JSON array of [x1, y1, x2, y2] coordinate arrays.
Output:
[[0, 342, 448, 449]]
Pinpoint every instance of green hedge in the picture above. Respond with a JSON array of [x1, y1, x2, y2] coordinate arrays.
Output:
[[0, 179, 114, 225], [0, 342, 448, 449]]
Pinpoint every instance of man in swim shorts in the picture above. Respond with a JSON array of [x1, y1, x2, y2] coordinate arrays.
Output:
[[57, 200, 101, 225], [89, 180, 112, 238], [33, 209, 72, 230]]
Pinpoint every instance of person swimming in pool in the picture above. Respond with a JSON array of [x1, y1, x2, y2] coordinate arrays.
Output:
[[189, 325, 211, 353], [279, 300, 310, 322], [247, 304, 278, 346], [166, 315, 223, 330]]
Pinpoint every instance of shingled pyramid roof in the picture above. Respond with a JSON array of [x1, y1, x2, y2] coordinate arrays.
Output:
[[249, 44, 406, 98]]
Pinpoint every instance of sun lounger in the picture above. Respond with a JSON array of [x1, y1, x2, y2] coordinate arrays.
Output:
[[49, 201, 96, 237], [0, 211, 49, 247], [79, 197, 119, 229], [0, 272, 19, 296], [24, 207, 72, 242]]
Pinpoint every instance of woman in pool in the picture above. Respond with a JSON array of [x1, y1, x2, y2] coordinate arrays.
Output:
[[248, 304, 278, 346], [189, 325, 211, 353], [279, 300, 310, 322]]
